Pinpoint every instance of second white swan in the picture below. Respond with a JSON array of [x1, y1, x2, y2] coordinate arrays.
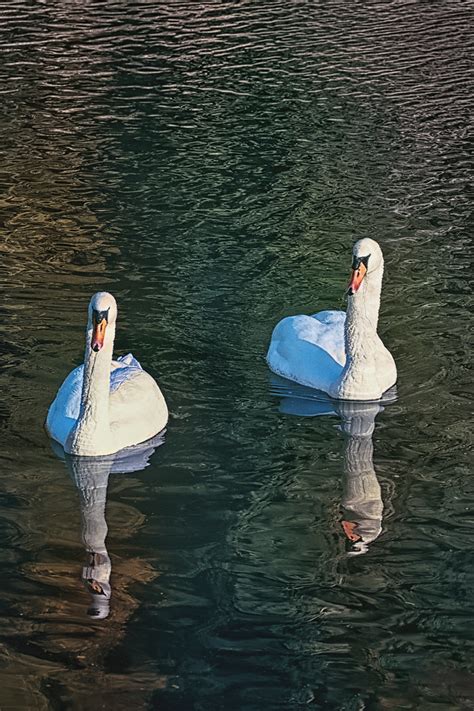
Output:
[[46, 291, 168, 456], [266, 238, 397, 400]]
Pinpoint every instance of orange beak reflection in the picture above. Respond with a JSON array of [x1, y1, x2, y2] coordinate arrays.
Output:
[[342, 520, 362, 543], [91, 318, 107, 352], [347, 261, 367, 296]]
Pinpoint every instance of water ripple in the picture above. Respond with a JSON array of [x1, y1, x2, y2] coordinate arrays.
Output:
[[0, 1, 472, 708]]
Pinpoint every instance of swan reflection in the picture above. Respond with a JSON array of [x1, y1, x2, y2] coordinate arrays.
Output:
[[338, 400, 384, 556], [272, 376, 395, 556], [52, 432, 165, 618]]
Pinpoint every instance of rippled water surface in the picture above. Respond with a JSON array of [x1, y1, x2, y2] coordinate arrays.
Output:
[[0, 2, 473, 708]]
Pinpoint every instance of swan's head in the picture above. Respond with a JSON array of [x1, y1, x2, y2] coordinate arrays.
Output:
[[347, 238, 384, 296], [88, 292, 117, 352]]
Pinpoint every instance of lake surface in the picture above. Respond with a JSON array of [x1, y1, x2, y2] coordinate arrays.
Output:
[[0, 2, 472, 708]]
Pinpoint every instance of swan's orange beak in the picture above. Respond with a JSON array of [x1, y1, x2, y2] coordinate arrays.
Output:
[[347, 261, 367, 296], [91, 311, 108, 352]]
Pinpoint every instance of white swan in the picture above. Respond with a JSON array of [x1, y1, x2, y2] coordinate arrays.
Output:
[[266, 238, 397, 400], [46, 292, 168, 456]]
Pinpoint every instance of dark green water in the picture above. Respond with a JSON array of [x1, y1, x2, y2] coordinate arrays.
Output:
[[0, 2, 473, 708]]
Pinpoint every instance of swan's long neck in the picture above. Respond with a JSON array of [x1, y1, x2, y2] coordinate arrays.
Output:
[[345, 264, 383, 359], [68, 324, 116, 455], [330, 263, 386, 400]]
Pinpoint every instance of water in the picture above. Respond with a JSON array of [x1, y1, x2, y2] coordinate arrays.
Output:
[[0, 1, 472, 708]]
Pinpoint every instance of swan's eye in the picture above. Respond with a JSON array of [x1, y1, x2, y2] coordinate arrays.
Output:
[[91, 309, 109, 351], [352, 254, 370, 271], [92, 308, 109, 325]]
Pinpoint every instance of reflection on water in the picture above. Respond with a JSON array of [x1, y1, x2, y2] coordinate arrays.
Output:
[[0, 0, 472, 708], [339, 402, 383, 557], [273, 378, 394, 556], [7, 436, 169, 707], [57, 433, 165, 620]]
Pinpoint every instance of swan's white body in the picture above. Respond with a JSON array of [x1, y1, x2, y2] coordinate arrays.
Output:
[[46, 292, 168, 456], [267, 239, 397, 400]]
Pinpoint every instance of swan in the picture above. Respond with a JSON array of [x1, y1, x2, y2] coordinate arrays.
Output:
[[46, 291, 168, 456], [266, 238, 397, 400]]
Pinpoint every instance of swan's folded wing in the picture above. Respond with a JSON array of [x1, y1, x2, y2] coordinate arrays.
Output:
[[267, 311, 346, 392], [110, 354, 143, 393], [310, 310, 346, 363], [115, 353, 142, 369], [109, 369, 168, 447], [46, 365, 84, 445]]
